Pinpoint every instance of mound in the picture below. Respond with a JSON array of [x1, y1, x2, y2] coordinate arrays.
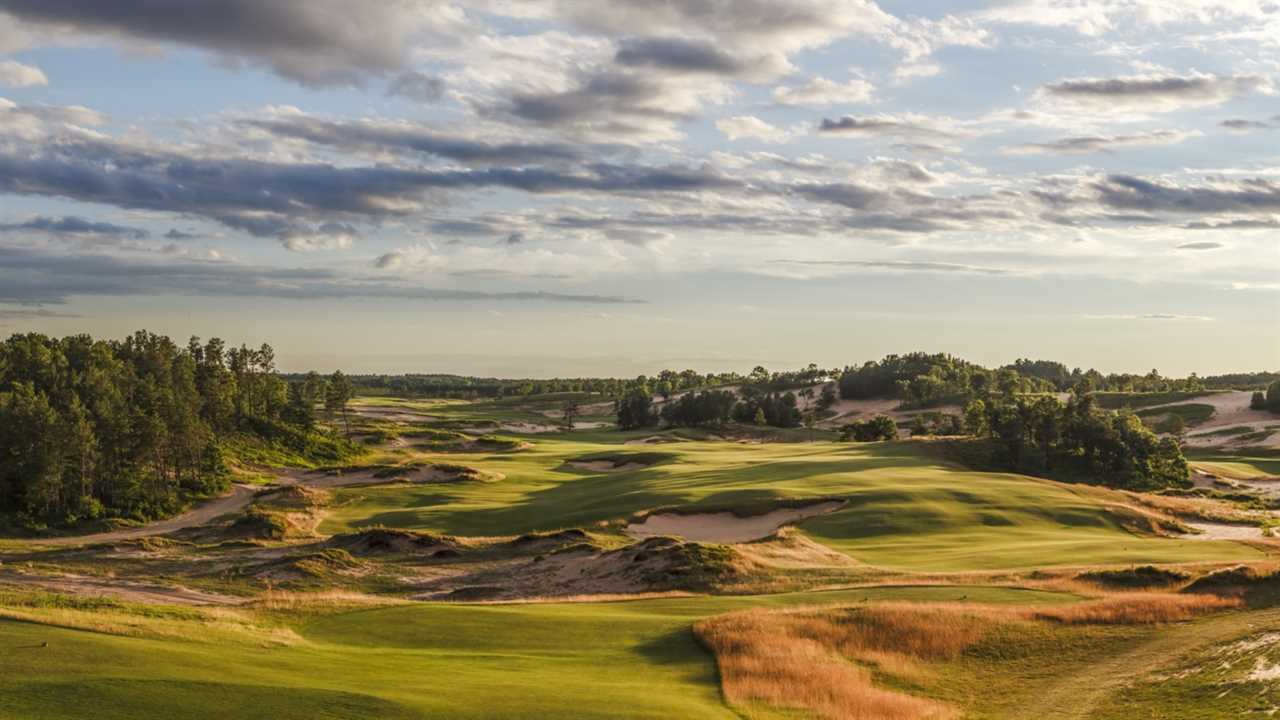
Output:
[[1077, 565, 1192, 588], [328, 528, 459, 556], [566, 451, 674, 472], [1183, 565, 1280, 602]]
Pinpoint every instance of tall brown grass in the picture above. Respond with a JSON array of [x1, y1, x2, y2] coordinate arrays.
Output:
[[1030, 592, 1238, 625], [695, 593, 1238, 720]]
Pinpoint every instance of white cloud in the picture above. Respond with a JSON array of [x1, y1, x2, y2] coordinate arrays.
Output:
[[0, 60, 47, 87], [716, 115, 791, 143], [772, 76, 874, 106]]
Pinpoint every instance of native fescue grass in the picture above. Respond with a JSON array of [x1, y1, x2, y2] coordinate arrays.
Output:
[[695, 593, 1239, 720]]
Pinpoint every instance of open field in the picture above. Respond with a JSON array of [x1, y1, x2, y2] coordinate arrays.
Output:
[[3, 392, 1279, 719]]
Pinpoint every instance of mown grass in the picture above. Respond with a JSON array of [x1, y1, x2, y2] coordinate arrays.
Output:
[[322, 439, 1261, 572], [1091, 391, 1217, 410], [0, 585, 1069, 720], [1136, 403, 1215, 426], [1188, 451, 1280, 480]]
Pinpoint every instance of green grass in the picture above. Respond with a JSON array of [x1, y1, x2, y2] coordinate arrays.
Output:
[[1135, 402, 1215, 426], [1091, 391, 1217, 410], [321, 439, 1261, 572], [1188, 451, 1280, 480], [0, 585, 1069, 720]]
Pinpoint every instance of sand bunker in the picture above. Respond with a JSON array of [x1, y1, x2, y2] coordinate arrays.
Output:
[[1182, 521, 1265, 541], [626, 501, 845, 543], [569, 460, 646, 472]]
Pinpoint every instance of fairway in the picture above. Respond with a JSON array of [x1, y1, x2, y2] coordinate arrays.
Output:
[[321, 438, 1260, 572]]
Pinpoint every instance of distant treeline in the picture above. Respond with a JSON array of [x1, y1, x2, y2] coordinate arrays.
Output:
[[837, 353, 1277, 409], [349, 356, 1274, 412], [341, 369, 743, 400], [0, 331, 358, 528]]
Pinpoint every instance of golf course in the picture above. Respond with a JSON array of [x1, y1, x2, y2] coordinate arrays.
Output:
[[5, 361, 1280, 719]]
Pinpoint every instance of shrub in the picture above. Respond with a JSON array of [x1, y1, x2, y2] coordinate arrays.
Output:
[[841, 415, 899, 442]]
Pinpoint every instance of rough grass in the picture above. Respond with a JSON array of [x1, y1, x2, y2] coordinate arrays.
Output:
[[695, 594, 1237, 720], [1136, 403, 1215, 426], [1091, 391, 1216, 410]]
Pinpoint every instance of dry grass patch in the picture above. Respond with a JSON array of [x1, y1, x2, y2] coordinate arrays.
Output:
[[695, 593, 1238, 720]]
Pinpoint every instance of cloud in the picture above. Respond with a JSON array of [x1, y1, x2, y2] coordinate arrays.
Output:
[[614, 37, 785, 81], [1175, 241, 1224, 250], [279, 222, 356, 252], [716, 115, 790, 143], [0, 307, 81, 320], [1083, 313, 1215, 321], [0, 134, 743, 246], [1221, 117, 1280, 132], [0, 215, 148, 239], [243, 113, 587, 165], [773, 259, 1023, 276], [772, 76, 874, 106], [1037, 73, 1273, 113], [0, 59, 45, 86], [0, 245, 643, 305], [1002, 129, 1199, 155], [0, 0, 465, 86], [817, 114, 960, 140], [386, 71, 446, 102], [1093, 175, 1280, 214]]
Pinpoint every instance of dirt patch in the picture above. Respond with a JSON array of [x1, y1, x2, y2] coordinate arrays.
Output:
[[625, 435, 686, 445], [626, 501, 846, 543]]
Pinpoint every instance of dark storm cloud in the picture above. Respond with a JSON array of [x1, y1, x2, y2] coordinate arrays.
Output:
[[244, 115, 586, 165], [0, 246, 643, 305], [793, 182, 887, 210], [0, 215, 148, 239], [615, 37, 746, 75], [0, 0, 433, 86]]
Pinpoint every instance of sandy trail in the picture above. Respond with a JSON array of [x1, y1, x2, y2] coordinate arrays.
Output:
[[38, 484, 259, 547], [625, 501, 845, 543], [0, 571, 245, 606]]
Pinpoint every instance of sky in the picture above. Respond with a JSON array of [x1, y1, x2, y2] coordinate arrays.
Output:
[[0, 0, 1277, 377]]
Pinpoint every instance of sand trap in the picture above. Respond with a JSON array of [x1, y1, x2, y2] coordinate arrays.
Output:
[[626, 501, 845, 543], [1182, 521, 1265, 541], [625, 435, 684, 445], [569, 461, 646, 472]]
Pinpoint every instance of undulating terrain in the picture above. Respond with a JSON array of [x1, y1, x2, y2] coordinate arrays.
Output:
[[4, 379, 1280, 719]]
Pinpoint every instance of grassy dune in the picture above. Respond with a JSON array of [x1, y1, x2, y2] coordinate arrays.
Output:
[[322, 438, 1260, 572]]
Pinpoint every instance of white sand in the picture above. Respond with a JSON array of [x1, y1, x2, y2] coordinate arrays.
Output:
[[1181, 521, 1265, 541], [625, 501, 845, 543]]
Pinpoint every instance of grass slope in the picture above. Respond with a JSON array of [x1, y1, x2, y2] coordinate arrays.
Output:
[[0, 586, 1068, 720], [322, 440, 1259, 572]]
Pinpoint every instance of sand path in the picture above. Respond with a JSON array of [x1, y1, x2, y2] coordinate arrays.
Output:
[[625, 501, 845, 543]]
